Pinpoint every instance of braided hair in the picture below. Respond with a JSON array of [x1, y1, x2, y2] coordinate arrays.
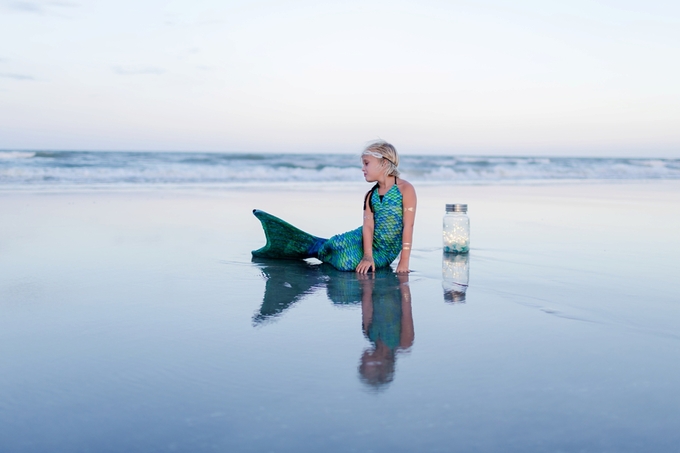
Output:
[[363, 182, 380, 213]]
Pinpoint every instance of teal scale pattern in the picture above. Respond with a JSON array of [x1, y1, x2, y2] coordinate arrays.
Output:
[[317, 184, 403, 271], [367, 284, 403, 350]]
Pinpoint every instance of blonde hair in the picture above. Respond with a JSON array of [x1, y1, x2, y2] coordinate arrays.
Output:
[[363, 140, 400, 177]]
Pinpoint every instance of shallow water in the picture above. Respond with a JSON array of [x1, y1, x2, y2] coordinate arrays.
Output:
[[1, 183, 679, 452]]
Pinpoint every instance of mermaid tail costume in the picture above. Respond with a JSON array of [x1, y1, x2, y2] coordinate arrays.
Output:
[[252, 184, 404, 271]]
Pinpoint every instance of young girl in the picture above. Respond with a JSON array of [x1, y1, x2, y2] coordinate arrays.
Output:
[[252, 141, 417, 273]]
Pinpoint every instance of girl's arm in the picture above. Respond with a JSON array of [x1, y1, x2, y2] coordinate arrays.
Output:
[[359, 273, 375, 335], [398, 273, 414, 349], [356, 200, 375, 274], [396, 181, 417, 273]]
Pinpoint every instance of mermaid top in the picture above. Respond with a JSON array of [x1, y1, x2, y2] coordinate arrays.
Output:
[[316, 184, 403, 271], [369, 184, 404, 260]]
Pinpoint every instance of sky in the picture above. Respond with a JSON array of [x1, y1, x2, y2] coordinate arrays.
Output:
[[0, 0, 679, 156]]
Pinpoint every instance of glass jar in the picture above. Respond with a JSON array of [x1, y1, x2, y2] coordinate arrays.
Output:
[[442, 252, 469, 303], [443, 204, 470, 253]]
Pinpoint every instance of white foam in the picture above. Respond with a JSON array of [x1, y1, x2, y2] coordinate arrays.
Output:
[[0, 151, 36, 159], [1, 152, 679, 186]]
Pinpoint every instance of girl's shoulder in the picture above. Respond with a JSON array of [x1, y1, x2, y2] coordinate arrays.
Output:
[[397, 178, 416, 195]]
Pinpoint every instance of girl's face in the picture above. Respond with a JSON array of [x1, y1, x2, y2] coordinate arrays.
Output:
[[362, 155, 386, 182]]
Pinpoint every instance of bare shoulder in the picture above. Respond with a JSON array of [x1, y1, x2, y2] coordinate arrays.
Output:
[[397, 178, 417, 197]]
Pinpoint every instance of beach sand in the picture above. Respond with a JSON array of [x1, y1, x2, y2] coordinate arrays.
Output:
[[1, 181, 679, 452]]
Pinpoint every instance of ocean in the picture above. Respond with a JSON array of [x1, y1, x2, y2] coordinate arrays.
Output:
[[3, 152, 680, 451], [1, 150, 679, 187]]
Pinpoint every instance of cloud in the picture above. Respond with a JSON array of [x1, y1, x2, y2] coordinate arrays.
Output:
[[4, 1, 79, 14], [112, 66, 166, 76], [0, 73, 34, 80], [6, 1, 40, 12]]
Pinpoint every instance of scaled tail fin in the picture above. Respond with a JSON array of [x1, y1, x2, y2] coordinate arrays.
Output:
[[251, 209, 327, 259]]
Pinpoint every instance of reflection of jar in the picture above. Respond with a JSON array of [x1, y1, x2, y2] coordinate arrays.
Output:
[[443, 204, 470, 254], [442, 252, 469, 303]]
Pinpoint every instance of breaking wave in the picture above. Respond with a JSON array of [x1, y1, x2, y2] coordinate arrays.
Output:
[[1, 151, 679, 187]]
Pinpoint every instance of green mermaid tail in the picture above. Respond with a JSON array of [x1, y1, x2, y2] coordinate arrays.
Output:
[[251, 210, 327, 259], [252, 184, 403, 271]]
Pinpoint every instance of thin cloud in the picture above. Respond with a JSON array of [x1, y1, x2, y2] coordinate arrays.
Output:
[[6, 1, 41, 12], [4, 1, 79, 14], [197, 19, 225, 25], [112, 66, 166, 76], [0, 73, 34, 80]]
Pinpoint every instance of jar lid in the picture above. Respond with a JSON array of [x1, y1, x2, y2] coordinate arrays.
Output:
[[444, 290, 466, 303], [446, 203, 467, 213]]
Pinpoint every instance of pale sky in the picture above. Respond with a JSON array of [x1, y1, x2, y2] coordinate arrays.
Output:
[[1, 0, 679, 156]]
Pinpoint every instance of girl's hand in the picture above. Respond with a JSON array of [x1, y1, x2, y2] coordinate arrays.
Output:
[[396, 262, 410, 273], [356, 256, 375, 274]]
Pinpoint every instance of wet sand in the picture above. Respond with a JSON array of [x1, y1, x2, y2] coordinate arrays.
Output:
[[1, 181, 680, 452]]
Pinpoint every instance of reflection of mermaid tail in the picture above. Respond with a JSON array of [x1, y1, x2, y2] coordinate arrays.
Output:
[[251, 210, 327, 259], [252, 259, 373, 325], [251, 260, 406, 327], [251, 258, 324, 325], [325, 267, 397, 306], [323, 265, 363, 305]]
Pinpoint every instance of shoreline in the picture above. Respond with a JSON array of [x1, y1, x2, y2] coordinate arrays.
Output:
[[2, 177, 679, 194]]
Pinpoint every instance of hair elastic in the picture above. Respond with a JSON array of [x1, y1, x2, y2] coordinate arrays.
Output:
[[362, 150, 394, 165]]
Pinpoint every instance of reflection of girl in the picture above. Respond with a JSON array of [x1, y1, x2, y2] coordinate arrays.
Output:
[[252, 141, 417, 273], [358, 273, 414, 389], [250, 260, 415, 389]]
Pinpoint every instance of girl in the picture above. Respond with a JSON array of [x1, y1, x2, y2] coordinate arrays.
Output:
[[252, 141, 417, 273]]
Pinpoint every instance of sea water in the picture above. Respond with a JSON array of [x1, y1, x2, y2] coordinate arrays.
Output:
[[1, 151, 680, 187], [1, 166, 680, 452]]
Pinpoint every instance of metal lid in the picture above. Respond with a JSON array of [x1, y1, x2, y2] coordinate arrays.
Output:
[[446, 203, 467, 213], [444, 290, 467, 303]]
